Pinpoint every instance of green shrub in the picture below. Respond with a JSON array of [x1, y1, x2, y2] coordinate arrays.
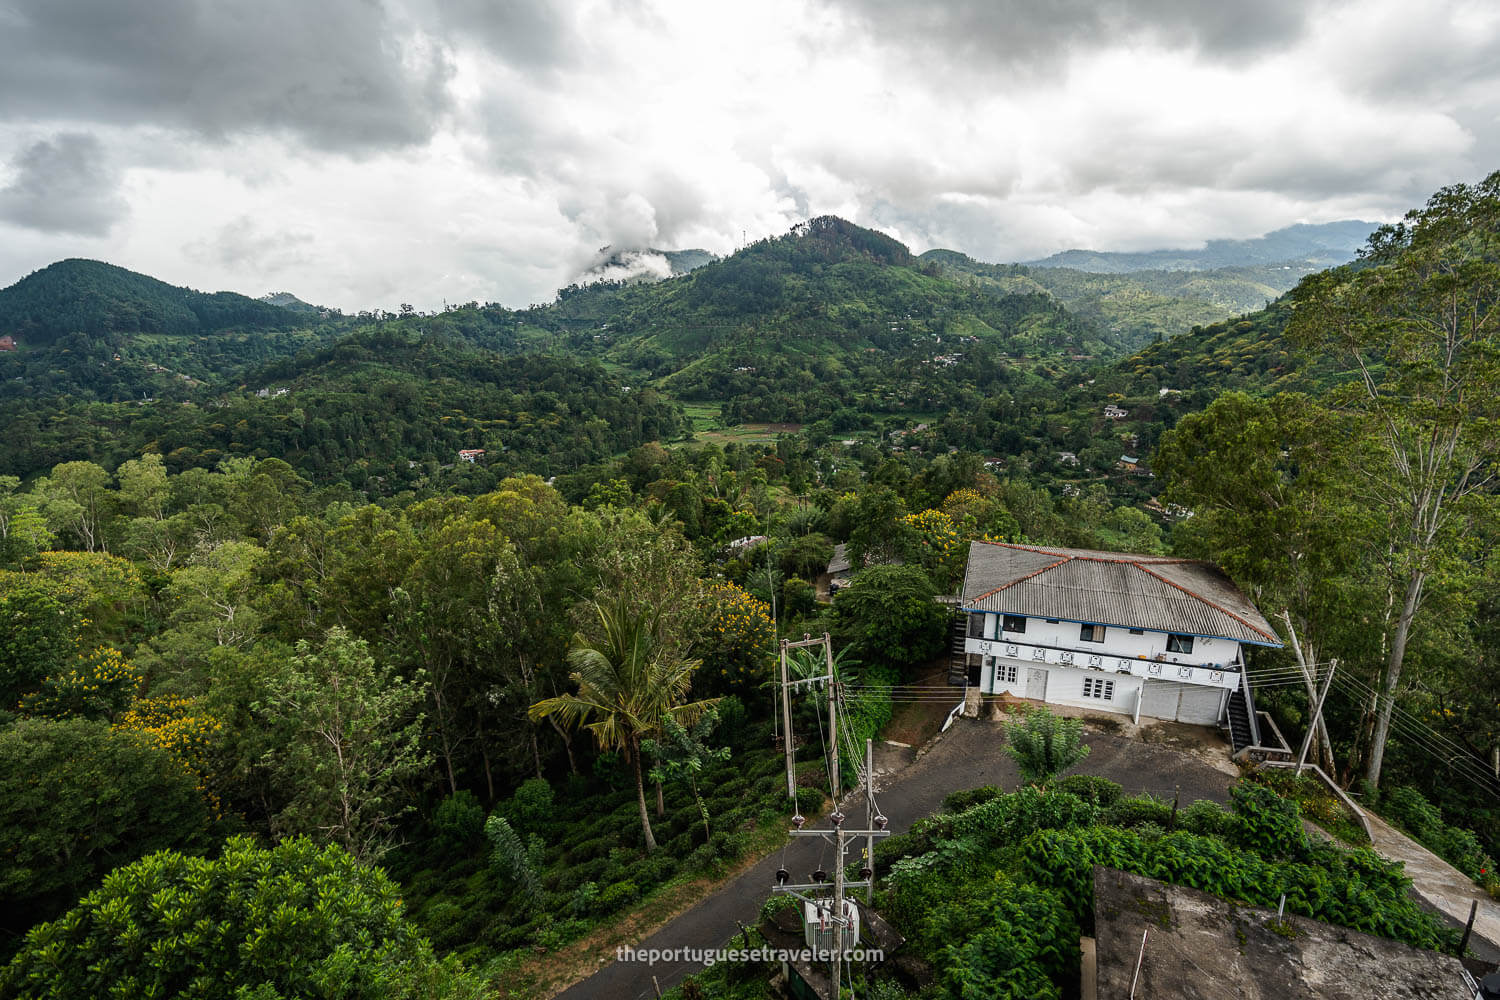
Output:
[[431, 790, 486, 848], [715, 695, 749, 742], [505, 777, 555, 834], [597, 880, 640, 913], [1178, 799, 1231, 838], [1002, 707, 1089, 785], [1104, 794, 1174, 829], [940, 876, 1077, 1000], [484, 815, 542, 909], [760, 893, 798, 922], [795, 786, 824, 815], [566, 881, 600, 917], [0, 836, 481, 999], [1230, 783, 1306, 860], [1053, 774, 1123, 807], [951, 786, 1100, 846], [943, 785, 1003, 814]]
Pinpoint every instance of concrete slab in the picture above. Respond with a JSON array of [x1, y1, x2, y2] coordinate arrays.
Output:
[[1363, 810, 1500, 961], [1094, 867, 1472, 999]]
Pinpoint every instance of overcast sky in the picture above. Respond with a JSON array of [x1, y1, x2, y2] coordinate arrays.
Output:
[[1, 0, 1496, 312]]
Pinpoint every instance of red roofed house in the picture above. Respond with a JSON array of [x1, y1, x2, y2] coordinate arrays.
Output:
[[957, 541, 1282, 747], [0, 335, 15, 352], [457, 449, 485, 463]]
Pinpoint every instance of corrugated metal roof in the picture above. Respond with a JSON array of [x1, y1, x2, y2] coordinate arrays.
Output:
[[961, 541, 1282, 646], [826, 543, 853, 575]]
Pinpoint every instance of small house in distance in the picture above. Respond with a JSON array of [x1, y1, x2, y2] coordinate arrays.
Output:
[[957, 541, 1281, 733], [0, 335, 15, 352], [457, 449, 485, 464]]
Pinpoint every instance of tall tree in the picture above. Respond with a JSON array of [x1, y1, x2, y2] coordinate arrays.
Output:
[[0, 476, 53, 568], [258, 628, 430, 863], [1156, 391, 1376, 776], [529, 597, 717, 853], [1287, 172, 1500, 789]]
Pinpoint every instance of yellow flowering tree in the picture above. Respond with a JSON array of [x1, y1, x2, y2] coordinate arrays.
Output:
[[901, 508, 964, 591], [115, 695, 225, 815], [16, 644, 141, 721], [694, 581, 776, 698]]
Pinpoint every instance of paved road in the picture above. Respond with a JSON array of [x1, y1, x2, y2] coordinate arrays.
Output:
[[1362, 810, 1500, 963], [553, 717, 1237, 1000]]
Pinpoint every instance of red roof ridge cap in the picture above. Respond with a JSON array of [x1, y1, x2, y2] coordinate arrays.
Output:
[[969, 555, 1070, 602]]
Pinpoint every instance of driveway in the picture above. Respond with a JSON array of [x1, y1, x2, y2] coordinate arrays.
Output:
[[553, 716, 1237, 999], [1362, 809, 1500, 963]]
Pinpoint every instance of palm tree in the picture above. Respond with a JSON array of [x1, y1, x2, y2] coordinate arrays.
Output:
[[529, 596, 717, 853]]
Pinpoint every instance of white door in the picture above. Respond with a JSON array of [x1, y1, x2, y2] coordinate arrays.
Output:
[[1026, 667, 1048, 701], [1177, 686, 1224, 726], [1139, 679, 1181, 721]]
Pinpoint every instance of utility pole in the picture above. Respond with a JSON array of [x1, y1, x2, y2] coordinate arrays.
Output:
[[865, 738, 876, 904], [779, 638, 796, 801], [827, 633, 839, 804], [774, 633, 889, 998], [1296, 659, 1337, 776]]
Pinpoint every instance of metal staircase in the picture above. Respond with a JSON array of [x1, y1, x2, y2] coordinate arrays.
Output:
[[1225, 673, 1261, 754], [947, 611, 970, 687]]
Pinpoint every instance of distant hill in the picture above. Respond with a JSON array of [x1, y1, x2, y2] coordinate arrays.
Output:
[[0, 260, 344, 401], [0, 259, 300, 343], [258, 291, 327, 314], [922, 248, 1318, 349], [0, 327, 686, 487], [547, 216, 1116, 361], [515, 216, 1119, 423], [1023, 220, 1377, 273]]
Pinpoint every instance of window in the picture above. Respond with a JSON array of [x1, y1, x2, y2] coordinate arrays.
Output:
[[994, 662, 1017, 685], [1128, 628, 1145, 636], [968, 614, 985, 639], [1002, 615, 1027, 634], [1080, 623, 1106, 643], [1082, 677, 1115, 701], [1167, 634, 1195, 654]]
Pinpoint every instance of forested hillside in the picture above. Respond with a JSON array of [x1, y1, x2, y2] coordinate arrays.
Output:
[[0, 259, 350, 400], [1025, 219, 1375, 272], [1, 329, 684, 489]]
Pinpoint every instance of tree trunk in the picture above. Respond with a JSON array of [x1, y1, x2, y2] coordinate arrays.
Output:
[[548, 715, 579, 775], [1281, 613, 1337, 776], [692, 778, 710, 843], [432, 688, 459, 795], [656, 779, 664, 818], [1366, 570, 1425, 790], [480, 733, 495, 802], [630, 734, 657, 853]]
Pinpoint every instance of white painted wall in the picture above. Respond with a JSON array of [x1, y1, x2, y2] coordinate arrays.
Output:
[[981, 657, 1228, 726], [971, 611, 1243, 670]]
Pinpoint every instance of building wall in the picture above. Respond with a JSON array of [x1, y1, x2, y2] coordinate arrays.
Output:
[[982, 657, 1228, 725], [970, 611, 1243, 670]]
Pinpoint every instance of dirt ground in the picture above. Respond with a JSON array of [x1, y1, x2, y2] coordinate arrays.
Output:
[[880, 662, 961, 748]]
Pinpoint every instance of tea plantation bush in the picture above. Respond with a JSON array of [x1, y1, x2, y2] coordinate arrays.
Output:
[[870, 781, 1458, 999]]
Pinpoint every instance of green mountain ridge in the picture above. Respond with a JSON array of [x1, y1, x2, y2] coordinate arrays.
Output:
[[1024, 220, 1378, 272], [0, 259, 301, 342]]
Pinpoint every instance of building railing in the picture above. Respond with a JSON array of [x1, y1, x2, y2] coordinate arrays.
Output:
[[964, 636, 1242, 690]]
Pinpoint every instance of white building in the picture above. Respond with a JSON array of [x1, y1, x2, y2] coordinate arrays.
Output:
[[958, 541, 1281, 728]]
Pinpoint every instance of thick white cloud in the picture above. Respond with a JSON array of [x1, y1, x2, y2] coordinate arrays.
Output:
[[0, 0, 1497, 310]]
